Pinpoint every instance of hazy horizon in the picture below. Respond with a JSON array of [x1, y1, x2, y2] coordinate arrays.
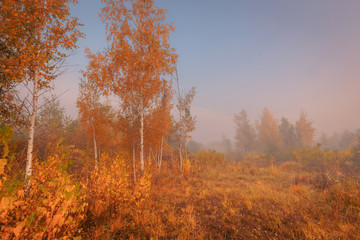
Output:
[[50, 0, 360, 145]]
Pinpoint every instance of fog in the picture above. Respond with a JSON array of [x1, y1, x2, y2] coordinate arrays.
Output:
[[49, 0, 360, 146]]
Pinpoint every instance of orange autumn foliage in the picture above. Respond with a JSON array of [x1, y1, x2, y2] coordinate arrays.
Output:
[[77, 78, 118, 159], [1, 0, 83, 182], [83, 0, 177, 174], [0, 155, 87, 239], [145, 90, 173, 164], [82, 153, 151, 237], [1, 0, 83, 86]]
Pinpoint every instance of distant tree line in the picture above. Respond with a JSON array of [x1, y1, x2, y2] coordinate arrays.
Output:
[[319, 129, 360, 151], [234, 108, 315, 155], [233, 107, 360, 161]]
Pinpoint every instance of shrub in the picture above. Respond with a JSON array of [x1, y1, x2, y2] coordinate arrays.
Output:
[[194, 150, 226, 168], [292, 146, 355, 173], [83, 153, 151, 237], [0, 154, 87, 239]]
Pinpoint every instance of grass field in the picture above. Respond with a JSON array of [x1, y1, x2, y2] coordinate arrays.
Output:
[[1, 151, 359, 239], [95, 159, 360, 239]]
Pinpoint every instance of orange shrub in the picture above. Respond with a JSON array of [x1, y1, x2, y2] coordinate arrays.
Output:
[[0, 155, 87, 239], [83, 153, 151, 237]]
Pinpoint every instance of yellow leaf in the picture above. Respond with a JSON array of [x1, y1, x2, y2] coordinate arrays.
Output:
[[50, 214, 63, 228], [13, 221, 25, 237], [17, 190, 25, 198], [0, 197, 11, 211]]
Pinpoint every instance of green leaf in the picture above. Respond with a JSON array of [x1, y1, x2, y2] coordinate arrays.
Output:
[[65, 190, 74, 201]]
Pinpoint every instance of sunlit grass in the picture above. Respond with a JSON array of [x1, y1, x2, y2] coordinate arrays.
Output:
[[135, 159, 360, 239], [1, 150, 359, 239]]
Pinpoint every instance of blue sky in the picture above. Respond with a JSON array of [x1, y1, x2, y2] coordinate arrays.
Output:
[[55, 0, 360, 144]]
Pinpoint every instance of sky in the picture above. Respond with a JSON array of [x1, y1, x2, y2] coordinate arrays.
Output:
[[54, 0, 360, 145]]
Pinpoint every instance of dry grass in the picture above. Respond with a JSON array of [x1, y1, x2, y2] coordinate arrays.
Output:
[[2, 152, 359, 239], [118, 161, 360, 239]]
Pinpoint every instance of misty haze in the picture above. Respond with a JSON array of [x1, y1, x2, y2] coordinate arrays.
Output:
[[1, 0, 359, 239]]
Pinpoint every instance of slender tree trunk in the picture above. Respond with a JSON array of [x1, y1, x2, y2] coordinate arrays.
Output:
[[132, 137, 136, 184], [149, 145, 153, 165], [176, 68, 183, 173], [184, 138, 188, 160], [179, 140, 183, 173], [25, 68, 39, 183], [158, 134, 164, 173], [98, 146, 101, 163], [171, 150, 174, 169], [139, 101, 145, 176], [91, 120, 98, 166]]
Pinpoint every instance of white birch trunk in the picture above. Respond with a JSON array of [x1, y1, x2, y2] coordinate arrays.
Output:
[[176, 69, 183, 173], [91, 120, 98, 166], [25, 69, 39, 183], [179, 140, 183, 173], [139, 101, 145, 176], [158, 134, 164, 173], [132, 137, 136, 183]]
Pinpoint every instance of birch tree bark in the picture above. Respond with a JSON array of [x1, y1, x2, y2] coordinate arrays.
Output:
[[139, 99, 145, 176], [158, 134, 164, 173], [25, 69, 39, 181], [91, 120, 98, 166]]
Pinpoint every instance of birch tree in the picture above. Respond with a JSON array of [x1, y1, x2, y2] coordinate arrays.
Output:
[[77, 78, 103, 165], [1, 0, 82, 181], [84, 0, 177, 176], [146, 89, 172, 173], [175, 70, 196, 172]]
